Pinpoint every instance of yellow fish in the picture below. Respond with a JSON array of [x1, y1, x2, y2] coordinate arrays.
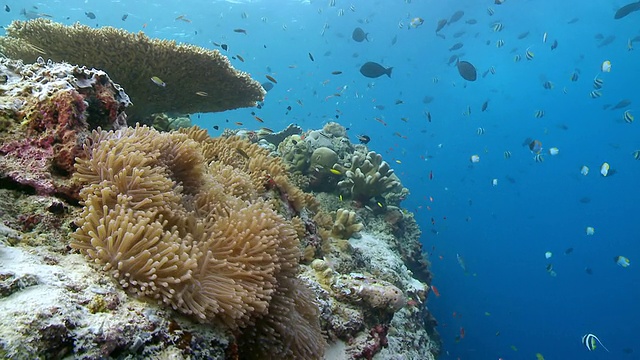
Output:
[[536, 353, 545, 360], [150, 76, 166, 87], [329, 168, 341, 175]]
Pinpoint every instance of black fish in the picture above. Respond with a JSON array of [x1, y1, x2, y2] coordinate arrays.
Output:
[[567, 17, 579, 24], [517, 31, 530, 39], [598, 35, 616, 47], [447, 54, 459, 65], [611, 99, 631, 110], [435, 19, 447, 33], [564, 247, 574, 255], [614, 0, 640, 19], [585, 267, 593, 275], [221, 44, 228, 51], [352, 27, 369, 42], [356, 134, 370, 144], [391, 35, 397, 46], [308, 52, 315, 61], [481, 100, 488, 112], [4, 5, 9, 12], [449, 42, 463, 51], [261, 82, 274, 92], [449, 10, 464, 24], [359, 61, 392, 78], [85, 11, 96, 19], [121, 14, 128, 21], [551, 39, 558, 50], [457, 60, 477, 81]]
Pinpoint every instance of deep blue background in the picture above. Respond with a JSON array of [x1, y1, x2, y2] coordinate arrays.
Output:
[[5, 0, 639, 358]]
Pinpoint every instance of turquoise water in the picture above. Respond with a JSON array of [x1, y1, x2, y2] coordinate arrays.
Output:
[[4, 0, 639, 358]]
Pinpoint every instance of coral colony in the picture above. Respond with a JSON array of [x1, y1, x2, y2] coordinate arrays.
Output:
[[0, 19, 439, 359]]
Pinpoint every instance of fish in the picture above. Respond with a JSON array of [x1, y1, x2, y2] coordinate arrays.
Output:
[[457, 60, 477, 81], [85, 11, 96, 19], [449, 42, 464, 51], [487, 7, 495, 15], [457, 254, 468, 273], [221, 44, 228, 51], [504, 151, 511, 159], [235, 54, 245, 62], [565, 248, 574, 255], [449, 10, 464, 24], [150, 76, 166, 87], [529, 139, 543, 154], [632, 150, 640, 160], [331, 71, 343, 75], [514, 54, 521, 62], [265, 75, 278, 84], [624, 110, 634, 123], [476, 127, 485, 135], [518, 31, 530, 39], [546, 263, 556, 276], [536, 353, 545, 360], [551, 39, 558, 50], [453, 31, 466, 38], [570, 72, 579, 81], [581, 166, 589, 175], [614, 0, 640, 19], [585, 267, 593, 275], [352, 27, 369, 42], [481, 100, 489, 112], [525, 47, 535, 60], [586, 226, 595, 235], [430, 285, 440, 297], [492, 22, 503, 32], [567, 17, 579, 24], [601, 60, 612, 72], [496, 39, 505, 48], [470, 155, 480, 163], [233, 28, 247, 34], [582, 333, 610, 352], [542, 81, 554, 89], [121, 14, 128, 21], [615, 256, 631, 267], [356, 134, 370, 144], [391, 35, 398, 45], [410, 17, 424, 28], [261, 82, 274, 92], [213, 125, 219, 130], [611, 99, 631, 110], [459, 327, 465, 339], [543, 32, 548, 43], [598, 35, 616, 47], [534, 110, 545, 118], [435, 19, 447, 33], [195, 91, 208, 97], [359, 62, 393, 78], [589, 90, 602, 98], [235, 148, 250, 159], [329, 168, 341, 175], [308, 52, 314, 61], [593, 77, 604, 89], [548, 147, 559, 155], [600, 162, 610, 176], [534, 154, 544, 162]]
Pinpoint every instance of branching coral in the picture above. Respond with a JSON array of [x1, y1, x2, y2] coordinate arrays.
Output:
[[332, 208, 364, 240], [0, 19, 264, 121], [336, 151, 405, 203], [71, 125, 325, 358]]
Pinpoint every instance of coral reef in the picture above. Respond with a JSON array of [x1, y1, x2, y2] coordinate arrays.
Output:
[[0, 19, 265, 121], [0, 57, 130, 199], [72, 125, 325, 358]]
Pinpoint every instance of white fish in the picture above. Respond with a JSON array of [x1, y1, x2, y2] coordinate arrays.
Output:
[[580, 165, 589, 176], [545, 251, 552, 259], [600, 162, 610, 176], [585, 226, 595, 235], [492, 178, 498, 186], [601, 60, 611, 72], [548, 147, 559, 155], [470, 154, 480, 163]]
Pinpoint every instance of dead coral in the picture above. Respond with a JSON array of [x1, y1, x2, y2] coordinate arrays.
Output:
[[0, 19, 264, 121], [71, 125, 325, 358]]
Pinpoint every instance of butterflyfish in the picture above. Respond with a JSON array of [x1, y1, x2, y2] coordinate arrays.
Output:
[[624, 110, 634, 123], [582, 333, 610, 352], [600, 162, 610, 176], [601, 60, 612, 72], [529, 139, 543, 154], [580, 166, 589, 175], [470, 154, 480, 163], [586, 226, 595, 235], [615, 255, 631, 267]]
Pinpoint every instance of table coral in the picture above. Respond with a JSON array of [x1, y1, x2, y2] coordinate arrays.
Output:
[[0, 57, 130, 199], [71, 125, 325, 359], [0, 19, 264, 121]]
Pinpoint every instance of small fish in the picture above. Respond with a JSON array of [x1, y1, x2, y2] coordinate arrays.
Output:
[[456, 253, 468, 273], [542, 80, 554, 89], [235, 148, 250, 159], [476, 127, 485, 135], [564, 247, 574, 255], [496, 39, 505, 48], [536, 353, 545, 360], [600, 162, 610, 176], [543, 32, 548, 43], [615, 256, 630, 267], [430, 285, 440, 297], [265, 75, 278, 84], [487, 7, 495, 16], [234, 121, 243, 126], [570, 72, 579, 81], [195, 91, 208, 97], [548, 147, 559, 156], [254, 116, 264, 123], [601, 60, 612, 72], [331, 71, 343, 75], [580, 165, 589, 175], [593, 77, 604, 89], [85, 11, 96, 19], [534, 154, 544, 162], [582, 333, 610, 352], [504, 150, 512, 159], [213, 125, 219, 130], [534, 110, 545, 118], [259, 127, 274, 133], [525, 47, 535, 60], [481, 100, 489, 112], [492, 22, 503, 32], [632, 150, 640, 160], [529, 139, 543, 154], [4, 4, 10, 12], [233, 28, 247, 34], [624, 110, 634, 123], [589, 90, 602, 98], [551, 39, 558, 50], [236, 54, 245, 62], [121, 13, 128, 21], [150, 76, 166, 87], [514, 54, 521, 62], [308, 52, 314, 61], [329, 168, 341, 175], [586, 226, 595, 235], [409, 17, 424, 29], [628, 38, 634, 51], [356, 134, 370, 144], [459, 327, 466, 339]]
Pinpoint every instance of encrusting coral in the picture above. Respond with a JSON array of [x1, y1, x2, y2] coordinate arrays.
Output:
[[0, 19, 265, 121], [71, 125, 325, 359]]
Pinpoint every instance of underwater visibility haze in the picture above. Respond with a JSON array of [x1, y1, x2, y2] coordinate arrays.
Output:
[[1, 0, 640, 359]]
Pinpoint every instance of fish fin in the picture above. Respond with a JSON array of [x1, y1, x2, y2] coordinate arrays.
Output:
[[386, 67, 393, 78]]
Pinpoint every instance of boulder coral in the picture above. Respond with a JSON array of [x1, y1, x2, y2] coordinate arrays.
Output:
[[71, 125, 325, 359], [0, 57, 130, 199]]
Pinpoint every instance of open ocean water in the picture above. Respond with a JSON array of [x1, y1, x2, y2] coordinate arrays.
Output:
[[4, 0, 639, 359]]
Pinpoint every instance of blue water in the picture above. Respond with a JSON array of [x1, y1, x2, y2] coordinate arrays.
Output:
[[4, 0, 640, 358]]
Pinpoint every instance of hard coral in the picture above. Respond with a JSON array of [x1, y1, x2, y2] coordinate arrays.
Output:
[[71, 125, 325, 359], [0, 19, 265, 122], [336, 151, 406, 203], [0, 57, 130, 199]]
